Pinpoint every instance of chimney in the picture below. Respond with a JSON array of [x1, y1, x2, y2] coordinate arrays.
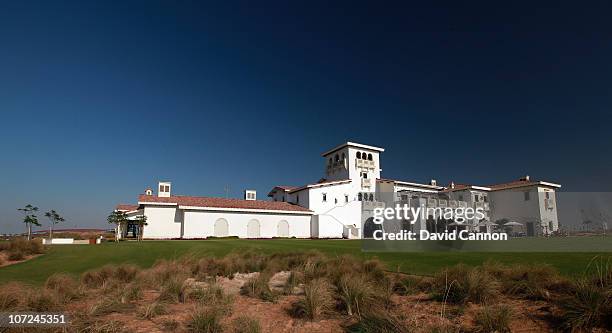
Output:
[[520, 175, 530, 182], [158, 181, 171, 198], [430, 179, 437, 186], [244, 190, 256, 201], [450, 181, 455, 189]]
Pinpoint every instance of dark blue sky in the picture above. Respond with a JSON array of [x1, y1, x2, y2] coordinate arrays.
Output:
[[1, 1, 611, 232]]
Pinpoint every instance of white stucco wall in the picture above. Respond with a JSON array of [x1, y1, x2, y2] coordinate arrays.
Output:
[[181, 210, 311, 239], [142, 205, 182, 239]]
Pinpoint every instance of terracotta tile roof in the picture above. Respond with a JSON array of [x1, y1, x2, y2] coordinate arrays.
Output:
[[138, 195, 312, 213], [115, 204, 139, 212]]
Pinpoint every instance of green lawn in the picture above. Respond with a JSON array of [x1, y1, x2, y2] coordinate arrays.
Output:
[[1, 238, 611, 285]]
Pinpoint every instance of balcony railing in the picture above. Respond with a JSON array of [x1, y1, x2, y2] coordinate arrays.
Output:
[[438, 199, 448, 207], [361, 178, 372, 187], [427, 198, 437, 207], [363, 201, 384, 209], [355, 159, 375, 169], [449, 200, 458, 208]]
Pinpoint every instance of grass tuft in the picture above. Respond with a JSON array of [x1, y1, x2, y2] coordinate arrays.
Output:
[[240, 273, 277, 302], [138, 301, 167, 319], [186, 307, 224, 333], [474, 305, 512, 333], [289, 278, 333, 320], [231, 316, 261, 333], [432, 264, 500, 304], [345, 311, 410, 333]]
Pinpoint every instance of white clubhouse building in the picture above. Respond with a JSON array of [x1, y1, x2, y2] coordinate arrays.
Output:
[[116, 142, 561, 239]]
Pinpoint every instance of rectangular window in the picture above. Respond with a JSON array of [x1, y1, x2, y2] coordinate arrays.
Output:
[[458, 195, 463, 201], [159, 185, 164, 192], [483, 196, 488, 202], [524, 191, 530, 201], [322, 194, 327, 202], [474, 195, 479, 202], [345, 195, 349, 203], [545, 192, 550, 199]]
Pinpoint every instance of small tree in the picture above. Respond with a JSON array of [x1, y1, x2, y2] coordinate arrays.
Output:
[[18, 204, 39, 240], [134, 215, 148, 241], [107, 210, 128, 242], [44, 210, 65, 239]]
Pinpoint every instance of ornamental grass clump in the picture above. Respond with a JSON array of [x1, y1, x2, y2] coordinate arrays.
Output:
[[432, 264, 500, 304], [289, 278, 333, 320]]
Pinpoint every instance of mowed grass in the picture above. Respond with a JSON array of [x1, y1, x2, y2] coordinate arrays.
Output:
[[1, 238, 611, 285]]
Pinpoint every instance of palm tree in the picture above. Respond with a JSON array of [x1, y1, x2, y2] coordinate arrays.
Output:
[[44, 210, 65, 239], [107, 210, 128, 242], [18, 204, 39, 240], [134, 215, 148, 242]]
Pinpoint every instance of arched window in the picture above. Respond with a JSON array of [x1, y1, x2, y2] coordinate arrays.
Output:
[[214, 218, 229, 237], [358, 193, 363, 201], [356, 152, 361, 159], [335, 154, 339, 162], [247, 219, 260, 238], [367, 153, 373, 161], [363, 217, 382, 238], [369, 193, 374, 201], [329, 158, 332, 166], [341, 153, 345, 161], [278, 220, 289, 237]]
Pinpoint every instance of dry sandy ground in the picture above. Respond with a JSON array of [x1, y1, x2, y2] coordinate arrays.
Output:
[[61, 271, 559, 333]]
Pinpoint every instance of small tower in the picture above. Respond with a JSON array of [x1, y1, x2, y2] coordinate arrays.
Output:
[[158, 181, 171, 198], [244, 190, 257, 201], [144, 187, 153, 196]]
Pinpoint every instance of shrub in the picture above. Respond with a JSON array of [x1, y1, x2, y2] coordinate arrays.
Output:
[[283, 270, 303, 295], [0, 238, 45, 255], [161, 319, 180, 331], [345, 311, 410, 333], [557, 279, 612, 331], [289, 278, 333, 320], [187, 308, 223, 333], [393, 275, 427, 295], [0, 283, 24, 311], [119, 282, 143, 303], [336, 274, 377, 317], [158, 277, 187, 303], [148, 259, 191, 286], [138, 301, 167, 319], [26, 290, 59, 311], [81, 265, 117, 288], [71, 317, 127, 333], [89, 297, 133, 316], [474, 305, 512, 333], [363, 258, 387, 280], [113, 264, 141, 282], [432, 265, 499, 304], [500, 264, 566, 300], [231, 316, 261, 333], [45, 273, 80, 303], [240, 273, 277, 302], [8, 250, 25, 261], [189, 283, 234, 314]]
